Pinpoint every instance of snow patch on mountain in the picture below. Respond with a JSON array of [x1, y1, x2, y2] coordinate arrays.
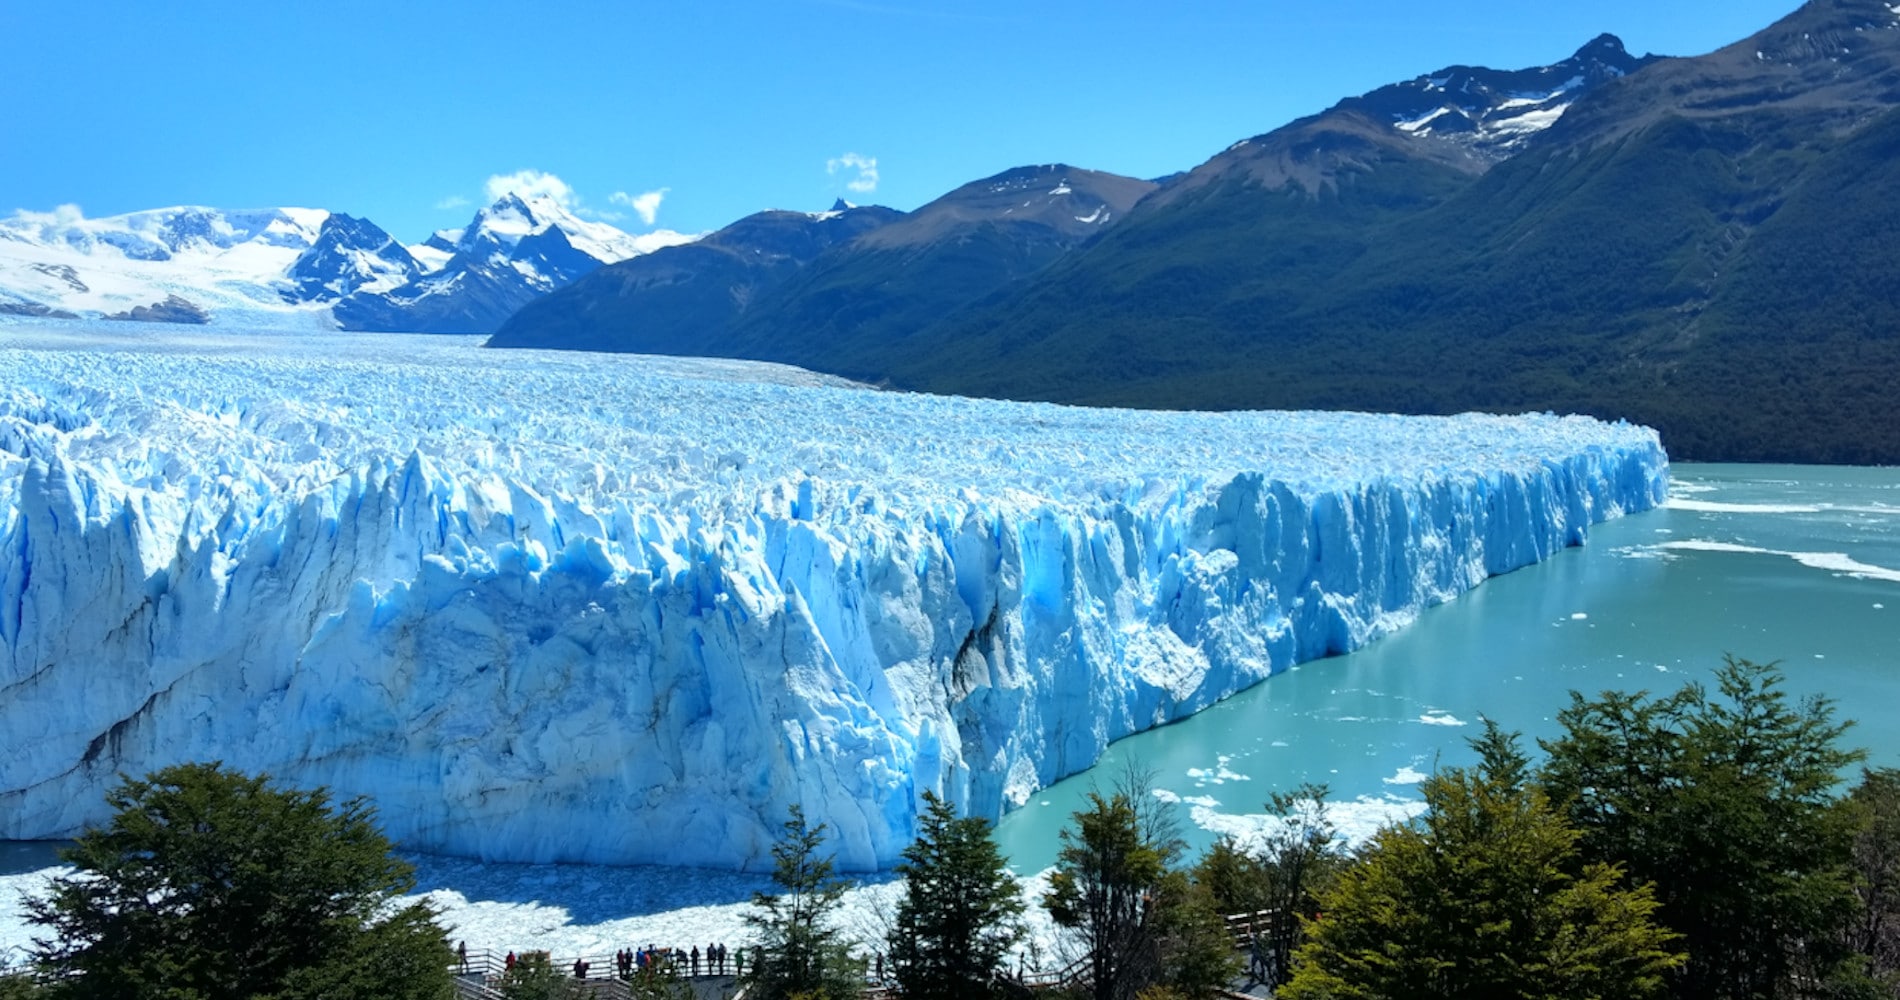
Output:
[[0, 327, 1667, 871], [330, 194, 698, 333], [0, 206, 336, 325], [1340, 33, 1656, 159], [451, 193, 696, 265]]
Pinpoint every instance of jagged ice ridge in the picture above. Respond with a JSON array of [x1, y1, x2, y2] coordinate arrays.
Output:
[[0, 328, 1667, 870]]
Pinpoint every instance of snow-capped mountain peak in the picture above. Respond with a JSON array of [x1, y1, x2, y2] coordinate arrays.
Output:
[[328, 194, 702, 334], [462, 192, 542, 250], [0, 205, 347, 325], [451, 192, 694, 266], [285, 213, 420, 301], [0, 194, 701, 333], [1335, 33, 1660, 158], [0, 205, 330, 263]]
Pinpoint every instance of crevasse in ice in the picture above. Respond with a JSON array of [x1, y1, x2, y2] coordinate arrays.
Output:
[[0, 331, 1667, 871]]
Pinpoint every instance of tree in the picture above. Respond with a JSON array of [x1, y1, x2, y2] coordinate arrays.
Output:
[[743, 805, 863, 1000], [1190, 838, 1268, 918], [496, 952, 584, 1000], [1149, 871, 1240, 1000], [1540, 657, 1865, 999], [1190, 783, 1343, 989], [1844, 768, 1900, 985], [0, 971, 46, 1000], [1255, 784, 1341, 988], [1045, 789, 1169, 1000], [1282, 734, 1683, 1000], [1045, 766, 1236, 1000], [26, 762, 451, 1000], [888, 790, 1025, 1000], [625, 961, 696, 1000]]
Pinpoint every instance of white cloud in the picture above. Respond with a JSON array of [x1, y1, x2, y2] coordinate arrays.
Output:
[[9, 203, 87, 227], [478, 171, 671, 228], [483, 169, 578, 208], [609, 188, 669, 227], [435, 195, 470, 211], [827, 152, 879, 193]]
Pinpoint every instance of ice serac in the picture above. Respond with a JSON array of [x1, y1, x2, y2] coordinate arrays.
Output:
[[0, 333, 1669, 872]]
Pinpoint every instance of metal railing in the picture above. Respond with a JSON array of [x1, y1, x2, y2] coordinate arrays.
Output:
[[1222, 907, 1287, 949], [451, 907, 1284, 997], [450, 946, 736, 998]]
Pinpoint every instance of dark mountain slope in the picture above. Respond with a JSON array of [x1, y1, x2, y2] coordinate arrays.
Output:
[[1546, 0, 1900, 149], [897, 0, 1900, 463], [489, 165, 1155, 371], [883, 118, 1483, 396], [486, 203, 902, 353], [713, 165, 1157, 377]]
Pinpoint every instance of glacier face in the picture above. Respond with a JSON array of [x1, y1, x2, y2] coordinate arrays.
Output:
[[0, 325, 1668, 871]]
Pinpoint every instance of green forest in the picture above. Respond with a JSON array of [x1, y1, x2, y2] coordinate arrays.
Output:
[[7, 657, 1899, 1000]]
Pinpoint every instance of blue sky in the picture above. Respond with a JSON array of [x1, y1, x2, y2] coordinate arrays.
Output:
[[2, 0, 1800, 242]]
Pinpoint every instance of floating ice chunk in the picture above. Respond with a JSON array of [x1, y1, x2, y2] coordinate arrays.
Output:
[[1659, 540, 1900, 583], [1665, 498, 1822, 514], [1186, 795, 1429, 851]]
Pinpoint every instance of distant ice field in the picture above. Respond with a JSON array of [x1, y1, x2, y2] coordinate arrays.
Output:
[[5, 321, 1647, 505], [0, 323, 1666, 872]]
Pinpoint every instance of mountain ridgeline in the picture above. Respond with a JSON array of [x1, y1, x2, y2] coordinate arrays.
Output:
[[487, 166, 1156, 362], [490, 0, 1900, 464], [485, 200, 904, 353]]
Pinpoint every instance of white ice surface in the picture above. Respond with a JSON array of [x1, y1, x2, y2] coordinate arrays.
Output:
[[0, 325, 1666, 872]]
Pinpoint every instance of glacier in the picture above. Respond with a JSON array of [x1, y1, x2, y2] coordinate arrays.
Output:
[[0, 325, 1668, 871]]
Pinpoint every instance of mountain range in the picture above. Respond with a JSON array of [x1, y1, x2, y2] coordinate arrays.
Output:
[[487, 166, 1155, 356], [488, 29, 1655, 368], [490, 0, 1900, 464], [8, 0, 1899, 463], [0, 195, 694, 332]]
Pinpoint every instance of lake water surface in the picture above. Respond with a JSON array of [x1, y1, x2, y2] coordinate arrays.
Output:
[[993, 463, 1900, 870], [5, 463, 1897, 959]]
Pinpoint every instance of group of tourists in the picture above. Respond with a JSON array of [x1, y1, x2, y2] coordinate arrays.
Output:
[[476, 941, 744, 980], [614, 942, 739, 978]]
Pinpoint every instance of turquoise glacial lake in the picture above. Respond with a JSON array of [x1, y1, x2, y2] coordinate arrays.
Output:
[[993, 463, 1900, 872], [4, 464, 1896, 884]]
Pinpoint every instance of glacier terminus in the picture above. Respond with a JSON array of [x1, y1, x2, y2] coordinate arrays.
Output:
[[0, 326, 1668, 871]]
